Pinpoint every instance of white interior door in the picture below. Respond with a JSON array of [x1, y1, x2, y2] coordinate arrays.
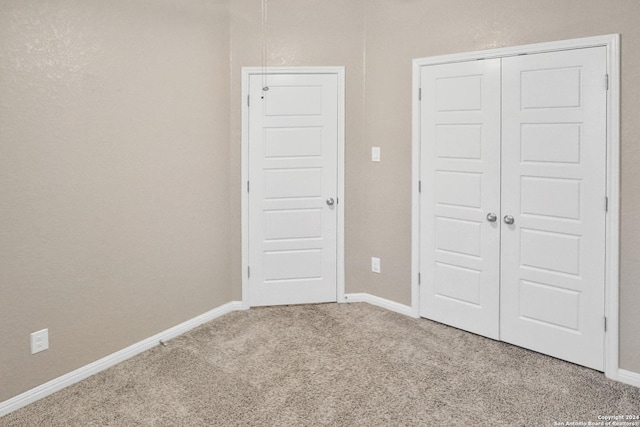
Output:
[[248, 72, 338, 307], [419, 46, 607, 370], [419, 59, 502, 339], [500, 47, 607, 370]]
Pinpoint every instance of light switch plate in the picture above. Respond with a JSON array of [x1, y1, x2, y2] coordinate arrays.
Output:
[[372, 147, 381, 162]]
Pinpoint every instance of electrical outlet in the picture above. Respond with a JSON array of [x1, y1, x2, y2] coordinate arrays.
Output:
[[371, 257, 381, 273], [372, 147, 381, 162], [30, 329, 49, 354]]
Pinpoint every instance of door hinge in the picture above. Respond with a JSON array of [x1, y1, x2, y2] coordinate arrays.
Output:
[[247, 95, 250, 107], [604, 316, 607, 332], [605, 196, 608, 212], [418, 180, 422, 193], [248, 266, 250, 278], [247, 181, 250, 193], [418, 88, 422, 101], [605, 74, 609, 91], [418, 272, 421, 285]]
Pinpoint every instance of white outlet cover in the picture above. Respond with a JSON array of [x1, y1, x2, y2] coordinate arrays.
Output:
[[371, 257, 381, 273], [372, 147, 381, 162], [30, 329, 49, 354]]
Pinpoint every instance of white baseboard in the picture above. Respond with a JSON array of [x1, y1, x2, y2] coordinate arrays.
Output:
[[343, 292, 416, 318], [0, 301, 245, 418], [616, 369, 640, 388]]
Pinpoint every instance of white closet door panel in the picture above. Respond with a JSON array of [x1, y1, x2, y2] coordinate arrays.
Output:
[[420, 59, 501, 339], [500, 47, 607, 370]]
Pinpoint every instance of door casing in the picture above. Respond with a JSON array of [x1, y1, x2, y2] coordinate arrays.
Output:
[[412, 35, 620, 380], [241, 66, 346, 308]]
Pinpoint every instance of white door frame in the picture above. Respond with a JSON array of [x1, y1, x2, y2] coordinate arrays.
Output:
[[411, 35, 621, 380], [241, 66, 346, 308]]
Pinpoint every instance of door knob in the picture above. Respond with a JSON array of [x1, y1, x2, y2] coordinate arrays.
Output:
[[486, 213, 497, 222], [503, 215, 515, 225], [326, 198, 335, 206]]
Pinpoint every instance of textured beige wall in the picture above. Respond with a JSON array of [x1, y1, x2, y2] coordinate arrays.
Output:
[[0, 0, 231, 401], [360, 0, 640, 373]]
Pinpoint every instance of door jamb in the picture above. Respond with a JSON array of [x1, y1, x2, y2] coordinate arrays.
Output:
[[411, 35, 620, 380], [241, 66, 346, 309]]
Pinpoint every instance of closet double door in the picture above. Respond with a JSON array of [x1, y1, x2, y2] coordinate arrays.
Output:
[[419, 47, 607, 370]]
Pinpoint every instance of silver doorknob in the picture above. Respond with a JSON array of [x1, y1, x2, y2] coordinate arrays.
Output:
[[503, 215, 515, 225], [326, 198, 335, 206], [486, 213, 497, 222]]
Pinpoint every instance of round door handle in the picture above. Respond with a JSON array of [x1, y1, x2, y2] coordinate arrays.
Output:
[[326, 198, 335, 206], [503, 215, 515, 225], [486, 213, 497, 222]]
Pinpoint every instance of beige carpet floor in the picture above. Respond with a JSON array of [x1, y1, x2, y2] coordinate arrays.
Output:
[[1, 302, 639, 426]]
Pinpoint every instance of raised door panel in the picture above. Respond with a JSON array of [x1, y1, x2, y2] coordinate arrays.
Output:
[[248, 73, 338, 306], [500, 47, 607, 370], [419, 59, 501, 339]]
